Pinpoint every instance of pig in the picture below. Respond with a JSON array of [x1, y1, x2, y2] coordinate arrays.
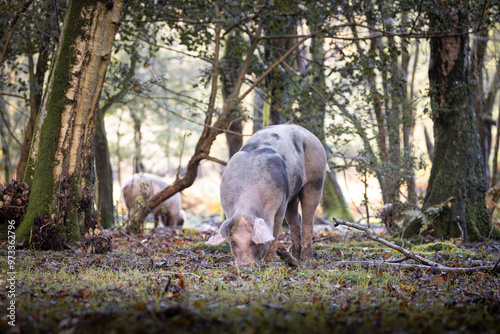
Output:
[[207, 124, 327, 266], [121, 173, 184, 227]]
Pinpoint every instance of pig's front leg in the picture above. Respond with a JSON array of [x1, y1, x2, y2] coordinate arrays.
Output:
[[264, 205, 286, 262], [285, 196, 301, 259]]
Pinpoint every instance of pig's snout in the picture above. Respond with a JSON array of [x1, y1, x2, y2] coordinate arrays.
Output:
[[206, 216, 275, 266]]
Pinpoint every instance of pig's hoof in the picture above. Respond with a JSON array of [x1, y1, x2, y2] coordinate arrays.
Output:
[[264, 253, 275, 262]]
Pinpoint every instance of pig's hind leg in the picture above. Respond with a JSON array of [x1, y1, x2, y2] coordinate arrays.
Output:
[[285, 195, 302, 259], [298, 179, 324, 260]]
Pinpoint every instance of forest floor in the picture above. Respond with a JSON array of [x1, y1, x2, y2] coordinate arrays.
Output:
[[0, 224, 499, 334]]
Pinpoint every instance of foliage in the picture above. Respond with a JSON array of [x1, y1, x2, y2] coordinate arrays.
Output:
[[403, 197, 454, 235]]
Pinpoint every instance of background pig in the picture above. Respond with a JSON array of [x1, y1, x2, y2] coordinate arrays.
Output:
[[121, 173, 184, 227], [207, 124, 326, 266]]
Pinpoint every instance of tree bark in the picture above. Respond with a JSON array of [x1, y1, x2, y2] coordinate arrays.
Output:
[[405, 6, 494, 241], [95, 57, 136, 229], [131, 111, 144, 173], [17, 0, 125, 246], [263, 11, 296, 125], [471, 27, 491, 184], [16, 34, 50, 180], [95, 106, 114, 228], [221, 31, 244, 158]]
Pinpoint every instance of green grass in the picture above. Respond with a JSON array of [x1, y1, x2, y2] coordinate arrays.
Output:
[[1, 229, 499, 333]]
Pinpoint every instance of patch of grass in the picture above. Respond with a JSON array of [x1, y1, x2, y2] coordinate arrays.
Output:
[[1, 229, 499, 333], [412, 242, 478, 258]]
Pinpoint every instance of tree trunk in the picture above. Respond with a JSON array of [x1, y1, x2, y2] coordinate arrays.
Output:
[[94, 57, 136, 229], [308, 35, 353, 221], [221, 31, 244, 158], [0, 115, 11, 182], [131, 111, 144, 173], [95, 106, 114, 228], [264, 13, 296, 125], [17, 34, 50, 180], [405, 7, 495, 241], [253, 87, 264, 133], [471, 27, 491, 184], [17, 0, 125, 246]]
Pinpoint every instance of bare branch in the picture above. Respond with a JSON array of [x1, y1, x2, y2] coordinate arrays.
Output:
[[203, 156, 227, 166], [0, 107, 22, 147], [330, 217, 499, 272], [238, 30, 321, 102], [0, 0, 33, 64]]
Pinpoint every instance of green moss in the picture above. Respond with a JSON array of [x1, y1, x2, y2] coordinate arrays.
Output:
[[190, 242, 231, 253], [412, 242, 477, 257]]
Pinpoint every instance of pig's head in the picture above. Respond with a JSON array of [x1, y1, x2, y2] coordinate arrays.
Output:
[[206, 215, 275, 266]]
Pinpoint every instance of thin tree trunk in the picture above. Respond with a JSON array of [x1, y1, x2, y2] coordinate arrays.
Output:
[[264, 10, 296, 125], [0, 114, 11, 182], [471, 27, 491, 184], [222, 31, 244, 158], [17, 34, 50, 180], [95, 57, 136, 228], [131, 111, 144, 173], [253, 87, 264, 133], [95, 106, 114, 228]]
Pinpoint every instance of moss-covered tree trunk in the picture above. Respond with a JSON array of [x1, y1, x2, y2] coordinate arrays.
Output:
[[406, 6, 494, 241], [17, 0, 125, 246]]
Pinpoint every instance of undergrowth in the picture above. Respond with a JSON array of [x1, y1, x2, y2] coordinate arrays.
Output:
[[0, 228, 499, 333]]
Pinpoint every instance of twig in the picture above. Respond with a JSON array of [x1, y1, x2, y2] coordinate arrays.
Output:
[[456, 221, 464, 246], [164, 276, 171, 294], [120, 230, 153, 252], [276, 245, 302, 268], [386, 255, 410, 263], [327, 260, 497, 273], [202, 155, 227, 166], [330, 217, 499, 273]]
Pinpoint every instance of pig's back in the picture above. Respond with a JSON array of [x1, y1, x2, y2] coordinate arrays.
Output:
[[221, 125, 325, 212]]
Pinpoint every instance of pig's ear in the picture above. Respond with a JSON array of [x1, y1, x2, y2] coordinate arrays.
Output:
[[206, 218, 233, 246], [251, 218, 275, 245]]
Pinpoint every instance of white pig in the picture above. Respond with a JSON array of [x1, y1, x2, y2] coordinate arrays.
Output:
[[207, 124, 326, 266], [121, 173, 184, 227]]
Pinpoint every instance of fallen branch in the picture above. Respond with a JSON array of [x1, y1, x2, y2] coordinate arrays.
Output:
[[329, 217, 500, 273], [276, 245, 302, 268], [327, 260, 497, 273], [120, 230, 153, 252]]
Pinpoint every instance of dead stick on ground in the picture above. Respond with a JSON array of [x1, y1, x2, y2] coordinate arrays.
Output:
[[276, 245, 302, 268], [330, 217, 500, 273], [120, 230, 153, 252], [328, 260, 497, 273]]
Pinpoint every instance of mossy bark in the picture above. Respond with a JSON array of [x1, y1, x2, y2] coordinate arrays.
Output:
[[17, 0, 125, 246], [405, 7, 492, 241]]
